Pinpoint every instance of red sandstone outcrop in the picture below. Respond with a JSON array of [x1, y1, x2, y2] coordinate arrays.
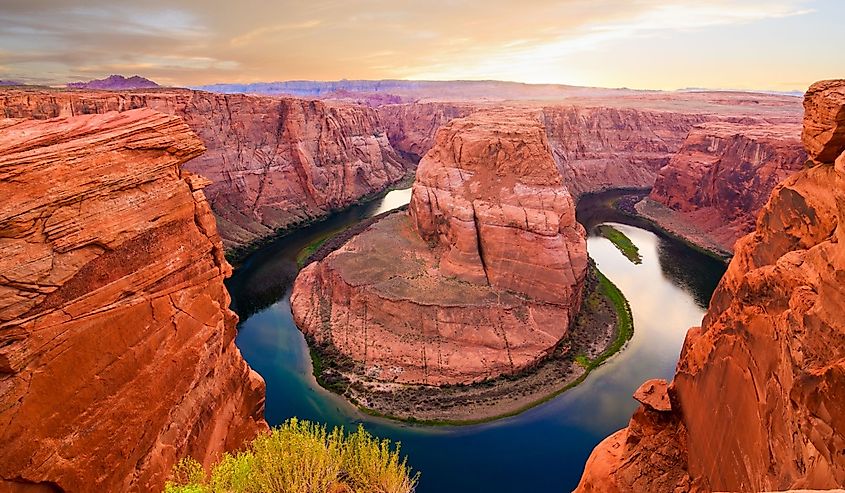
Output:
[[0, 109, 267, 491], [377, 102, 475, 159], [0, 88, 410, 250], [576, 80, 845, 492], [378, 101, 798, 201], [640, 121, 807, 254], [541, 106, 713, 197], [290, 111, 587, 385]]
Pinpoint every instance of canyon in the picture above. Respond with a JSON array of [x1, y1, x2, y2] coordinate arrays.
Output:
[[0, 77, 827, 491], [0, 88, 411, 253], [639, 121, 807, 255], [0, 109, 266, 491], [378, 94, 802, 200], [290, 110, 588, 390], [576, 79, 845, 492], [0, 86, 803, 261]]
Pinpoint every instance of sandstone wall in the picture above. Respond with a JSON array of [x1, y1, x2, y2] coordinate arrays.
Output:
[[377, 102, 475, 159], [378, 102, 721, 197], [0, 89, 410, 250], [576, 80, 845, 492], [0, 109, 267, 491], [541, 106, 713, 197], [643, 121, 806, 253]]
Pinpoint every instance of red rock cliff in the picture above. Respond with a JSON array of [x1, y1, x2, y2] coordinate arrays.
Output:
[[377, 102, 475, 159], [376, 101, 769, 199], [640, 121, 807, 254], [290, 110, 587, 385], [0, 109, 267, 491], [0, 89, 410, 250], [576, 80, 845, 492], [541, 106, 713, 197]]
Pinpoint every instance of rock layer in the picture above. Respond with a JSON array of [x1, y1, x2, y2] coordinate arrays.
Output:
[[0, 109, 267, 491], [0, 89, 410, 250], [377, 101, 800, 200], [641, 121, 806, 253], [576, 80, 845, 492], [291, 111, 587, 385], [540, 106, 712, 197], [377, 102, 475, 159]]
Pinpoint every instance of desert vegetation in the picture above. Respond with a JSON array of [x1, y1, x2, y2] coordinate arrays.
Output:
[[597, 224, 642, 264], [165, 418, 418, 493]]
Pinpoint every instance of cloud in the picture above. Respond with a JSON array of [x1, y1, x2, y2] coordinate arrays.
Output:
[[0, 0, 836, 90], [402, 0, 816, 81], [230, 20, 322, 47]]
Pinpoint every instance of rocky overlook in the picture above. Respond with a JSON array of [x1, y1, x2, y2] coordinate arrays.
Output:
[[576, 79, 845, 492], [0, 88, 410, 251], [0, 109, 267, 491], [290, 110, 587, 387], [639, 121, 807, 255]]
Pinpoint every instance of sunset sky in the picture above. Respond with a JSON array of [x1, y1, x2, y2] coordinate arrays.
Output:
[[1, 0, 842, 91]]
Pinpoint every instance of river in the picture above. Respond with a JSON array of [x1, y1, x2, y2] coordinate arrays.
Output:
[[227, 189, 726, 492]]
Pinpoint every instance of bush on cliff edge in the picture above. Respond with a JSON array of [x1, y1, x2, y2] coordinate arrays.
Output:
[[165, 418, 418, 493]]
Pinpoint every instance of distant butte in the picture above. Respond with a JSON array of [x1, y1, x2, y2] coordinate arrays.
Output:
[[67, 74, 160, 90]]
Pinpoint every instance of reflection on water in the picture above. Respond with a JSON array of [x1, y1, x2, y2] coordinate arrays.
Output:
[[577, 190, 725, 309], [231, 188, 726, 492]]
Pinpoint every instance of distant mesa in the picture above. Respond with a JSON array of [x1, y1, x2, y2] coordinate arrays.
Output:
[[0, 80, 21, 86], [67, 74, 160, 90]]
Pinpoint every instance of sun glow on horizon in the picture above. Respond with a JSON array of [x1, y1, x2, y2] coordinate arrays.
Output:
[[0, 0, 842, 92]]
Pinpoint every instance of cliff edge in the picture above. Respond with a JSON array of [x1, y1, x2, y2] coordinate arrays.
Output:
[[0, 109, 267, 491], [576, 80, 845, 492]]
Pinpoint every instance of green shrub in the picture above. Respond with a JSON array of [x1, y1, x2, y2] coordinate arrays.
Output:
[[165, 418, 418, 493]]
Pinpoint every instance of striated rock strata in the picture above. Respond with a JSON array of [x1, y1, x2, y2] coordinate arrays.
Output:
[[377, 101, 791, 200], [291, 110, 588, 385], [540, 106, 712, 197], [640, 121, 806, 254], [576, 80, 845, 492], [377, 102, 475, 159], [0, 89, 410, 250], [0, 109, 267, 491]]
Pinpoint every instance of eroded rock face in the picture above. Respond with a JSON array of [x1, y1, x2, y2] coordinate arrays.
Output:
[[409, 111, 587, 304], [377, 102, 475, 159], [291, 111, 587, 385], [0, 109, 267, 491], [0, 89, 410, 250], [541, 106, 712, 197], [377, 102, 771, 200], [802, 80, 845, 163], [642, 121, 807, 253], [576, 79, 845, 492]]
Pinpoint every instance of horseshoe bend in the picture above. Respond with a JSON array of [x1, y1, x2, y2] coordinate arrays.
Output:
[[1, 5, 845, 490], [289, 110, 639, 422]]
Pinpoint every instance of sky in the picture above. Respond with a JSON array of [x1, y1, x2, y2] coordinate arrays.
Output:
[[0, 0, 842, 91]]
